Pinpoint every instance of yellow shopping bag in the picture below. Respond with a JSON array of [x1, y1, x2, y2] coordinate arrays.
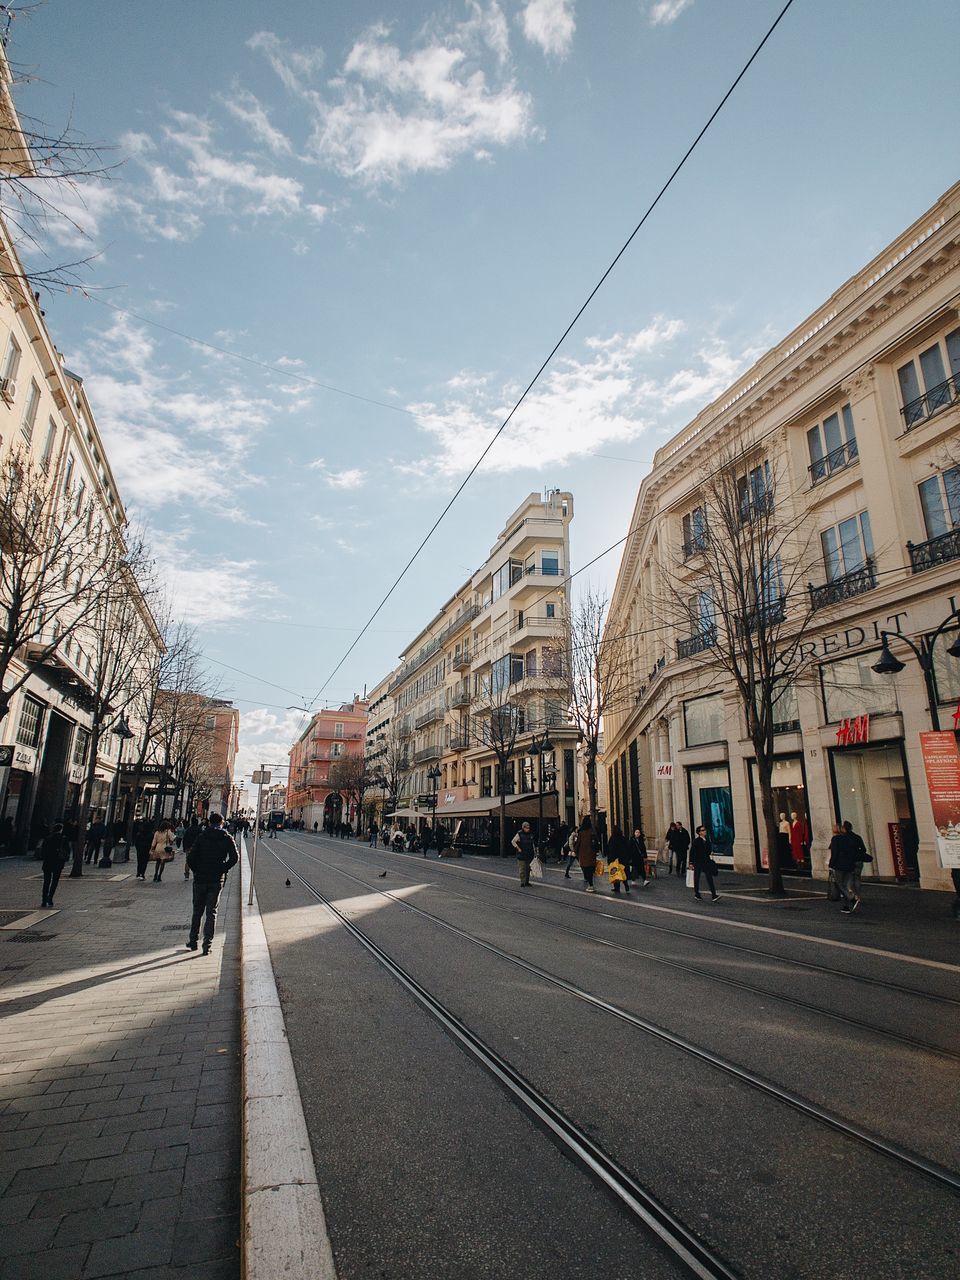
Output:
[[608, 859, 626, 883], [594, 857, 606, 877]]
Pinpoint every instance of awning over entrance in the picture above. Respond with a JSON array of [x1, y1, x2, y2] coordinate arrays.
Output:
[[435, 792, 560, 819], [385, 807, 420, 819]]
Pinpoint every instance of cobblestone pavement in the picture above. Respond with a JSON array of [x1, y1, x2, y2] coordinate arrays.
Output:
[[0, 853, 241, 1280]]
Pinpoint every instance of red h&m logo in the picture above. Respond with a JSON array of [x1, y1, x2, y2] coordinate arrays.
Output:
[[836, 715, 870, 746]]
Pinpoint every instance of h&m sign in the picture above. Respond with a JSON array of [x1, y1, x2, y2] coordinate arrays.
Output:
[[835, 715, 870, 746], [654, 761, 674, 780]]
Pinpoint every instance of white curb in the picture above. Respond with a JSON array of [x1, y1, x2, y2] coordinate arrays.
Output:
[[240, 839, 337, 1280]]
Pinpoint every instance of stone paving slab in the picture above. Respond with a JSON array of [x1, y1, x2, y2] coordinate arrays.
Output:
[[0, 853, 240, 1279]]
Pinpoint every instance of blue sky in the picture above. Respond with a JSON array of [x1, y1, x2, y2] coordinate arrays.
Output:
[[10, 0, 960, 779]]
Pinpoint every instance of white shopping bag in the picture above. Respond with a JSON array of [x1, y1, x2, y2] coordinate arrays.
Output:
[[685, 866, 695, 889], [530, 856, 544, 881]]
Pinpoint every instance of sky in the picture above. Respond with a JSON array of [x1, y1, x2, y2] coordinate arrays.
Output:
[[8, 0, 960, 783]]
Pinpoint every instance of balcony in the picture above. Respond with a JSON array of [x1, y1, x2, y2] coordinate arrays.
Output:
[[676, 626, 716, 659], [415, 706, 443, 729], [681, 534, 709, 561], [451, 688, 471, 708], [809, 439, 859, 485], [735, 599, 786, 633], [511, 614, 562, 636], [397, 721, 413, 739], [908, 528, 960, 574], [452, 649, 472, 670], [413, 744, 441, 764], [900, 373, 960, 431], [449, 732, 471, 752], [808, 559, 876, 611]]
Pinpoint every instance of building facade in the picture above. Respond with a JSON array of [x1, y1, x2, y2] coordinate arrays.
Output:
[[378, 490, 578, 848], [603, 182, 960, 892], [287, 697, 369, 830]]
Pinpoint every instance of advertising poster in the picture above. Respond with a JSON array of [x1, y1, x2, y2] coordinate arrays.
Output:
[[919, 731, 960, 869]]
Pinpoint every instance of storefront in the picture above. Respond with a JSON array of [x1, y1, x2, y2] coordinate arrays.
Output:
[[686, 762, 734, 862], [747, 755, 812, 875], [828, 740, 919, 881]]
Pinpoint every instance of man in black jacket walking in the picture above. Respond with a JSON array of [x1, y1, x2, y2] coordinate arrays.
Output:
[[185, 813, 239, 955]]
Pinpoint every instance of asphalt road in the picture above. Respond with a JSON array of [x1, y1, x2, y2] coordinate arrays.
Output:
[[253, 831, 960, 1280]]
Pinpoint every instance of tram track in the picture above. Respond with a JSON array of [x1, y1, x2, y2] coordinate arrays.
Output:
[[271, 838, 960, 1200], [355, 837, 960, 1007]]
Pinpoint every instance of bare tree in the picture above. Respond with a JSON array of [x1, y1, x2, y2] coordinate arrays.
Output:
[[0, 446, 127, 725], [465, 659, 536, 858], [328, 753, 369, 835], [565, 587, 633, 831], [374, 720, 409, 817], [659, 434, 819, 894]]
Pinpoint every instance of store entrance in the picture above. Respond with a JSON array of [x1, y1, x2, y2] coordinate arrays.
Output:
[[749, 756, 811, 875], [830, 743, 919, 882]]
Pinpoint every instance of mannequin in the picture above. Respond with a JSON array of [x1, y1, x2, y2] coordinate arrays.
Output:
[[790, 811, 809, 865], [777, 812, 791, 864]]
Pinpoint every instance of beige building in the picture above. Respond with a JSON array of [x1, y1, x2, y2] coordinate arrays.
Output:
[[379, 490, 579, 848], [603, 181, 960, 891]]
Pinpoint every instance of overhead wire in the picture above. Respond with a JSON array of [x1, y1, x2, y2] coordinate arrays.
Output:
[[301, 0, 799, 715]]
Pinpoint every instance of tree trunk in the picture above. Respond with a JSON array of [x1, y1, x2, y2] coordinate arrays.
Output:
[[70, 723, 103, 877], [756, 753, 785, 894], [587, 752, 599, 831], [498, 790, 508, 858]]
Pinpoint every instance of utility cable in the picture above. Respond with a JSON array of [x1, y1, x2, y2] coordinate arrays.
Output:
[[304, 0, 799, 712]]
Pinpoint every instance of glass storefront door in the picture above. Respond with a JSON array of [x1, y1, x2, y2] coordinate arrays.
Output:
[[687, 763, 734, 859], [829, 743, 919, 881], [748, 755, 811, 874]]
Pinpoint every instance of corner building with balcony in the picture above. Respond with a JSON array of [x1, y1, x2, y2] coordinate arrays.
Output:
[[381, 490, 579, 848], [602, 181, 960, 893], [287, 697, 368, 831]]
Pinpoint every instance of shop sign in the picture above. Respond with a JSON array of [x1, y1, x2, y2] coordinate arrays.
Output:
[[835, 715, 869, 746], [887, 822, 909, 882], [654, 761, 674, 780], [69, 765, 85, 784], [0, 745, 12, 767], [13, 746, 36, 771], [919, 731, 960, 869]]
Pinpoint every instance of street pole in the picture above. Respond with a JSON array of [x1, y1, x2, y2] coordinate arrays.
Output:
[[247, 765, 266, 907]]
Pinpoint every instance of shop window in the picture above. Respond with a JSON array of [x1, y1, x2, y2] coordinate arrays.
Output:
[[748, 757, 810, 869], [683, 692, 725, 746], [807, 405, 858, 484], [897, 327, 960, 428], [820, 512, 874, 580], [918, 466, 960, 540], [16, 696, 44, 748], [821, 651, 899, 722], [688, 762, 734, 856]]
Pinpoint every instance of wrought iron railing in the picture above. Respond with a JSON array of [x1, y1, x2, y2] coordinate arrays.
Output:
[[809, 438, 859, 485], [907, 528, 960, 573], [809, 558, 876, 611], [900, 373, 960, 430], [448, 733, 471, 751], [413, 745, 441, 763], [681, 534, 709, 560], [451, 688, 471, 708], [736, 599, 786, 633], [676, 626, 716, 659], [415, 707, 443, 729]]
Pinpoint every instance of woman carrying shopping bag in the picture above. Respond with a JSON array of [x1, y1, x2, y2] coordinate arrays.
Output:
[[690, 824, 719, 902], [575, 816, 599, 893], [150, 821, 177, 883]]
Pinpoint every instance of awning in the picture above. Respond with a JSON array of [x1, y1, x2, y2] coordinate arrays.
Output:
[[385, 808, 420, 819], [435, 792, 560, 819]]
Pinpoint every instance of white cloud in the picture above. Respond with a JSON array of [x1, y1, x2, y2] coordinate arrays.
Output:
[[235, 707, 305, 782], [308, 458, 367, 489], [219, 86, 293, 155], [147, 529, 268, 626], [648, 0, 694, 26], [520, 1, 576, 57], [403, 318, 759, 477]]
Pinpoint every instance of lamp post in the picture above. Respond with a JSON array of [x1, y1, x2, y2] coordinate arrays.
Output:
[[871, 609, 960, 730], [527, 730, 554, 858], [100, 714, 135, 868], [426, 764, 441, 852]]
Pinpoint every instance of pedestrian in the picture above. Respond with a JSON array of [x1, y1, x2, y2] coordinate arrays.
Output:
[[672, 821, 690, 877], [185, 812, 239, 956], [368, 821, 378, 847], [563, 826, 579, 878], [84, 813, 106, 864], [174, 820, 185, 852], [435, 824, 447, 857], [607, 825, 630, 895], [627, 828, 651, 888], [40, 823, 68, 908], [690, 824, 719, 902], [844, 820, 871, 905], [574, 816, 599, 893], [133, 820, 154, 880], [150, 821, 176, 882], [511, 821, 536, 887], [182, 816, 200, 880], [829, 821, 861, 914]]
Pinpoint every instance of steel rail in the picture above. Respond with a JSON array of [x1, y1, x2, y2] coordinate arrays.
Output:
[[274, 850, 740, 1280], [275, 840, 960, 1196]]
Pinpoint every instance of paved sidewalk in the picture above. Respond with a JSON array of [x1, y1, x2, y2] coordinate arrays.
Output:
[[0, 852, 241, 1280]]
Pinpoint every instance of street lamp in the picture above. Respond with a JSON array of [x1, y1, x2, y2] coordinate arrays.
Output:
[[872, 609, 960, 730], [100, 714, 135, 868], [426, 764, 441, 852], [528, 730, 554, 858]]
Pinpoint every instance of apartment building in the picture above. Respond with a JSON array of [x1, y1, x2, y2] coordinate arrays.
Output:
[[287, 697, 369, 830], [198, 699, 240, 818], [363, 670, 397, 827], [380, 490, 578, 849], [602, 181, 960, 891]]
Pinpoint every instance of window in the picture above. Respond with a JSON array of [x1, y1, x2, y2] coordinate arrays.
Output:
[[21, 379, 40, 443], [204, 714, 216, 730], [492, 559, 522, 600], [332, 742, 344, 758], [820, 511, 874, 580], [63, 454, 75, 495], [821, 652, 898, 722], [737, 461, 773, 521], [480, 765, 492, 797], [74, 480, 86, 518], [525, 649, 537, 677], [40, 419, 57, 472], [690, 587, 715, 635], [682, 505, 708, 556], [543, 698, 564, 726], [770, 678, 800, 733], [807, 404, 858, 483], [918, 466, 960, 540], [897, 327, 960, 427], [2, 335, 21, 385], [541, 551, 560, 576], [72, 728, 91, 767], [541, 646, 563, 677], [492, 653, 524, 691], [683, 692, 725, 747], [334, 722, 344, 738], [545, 602, 555, 619], [16, 696, 44, 748]]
